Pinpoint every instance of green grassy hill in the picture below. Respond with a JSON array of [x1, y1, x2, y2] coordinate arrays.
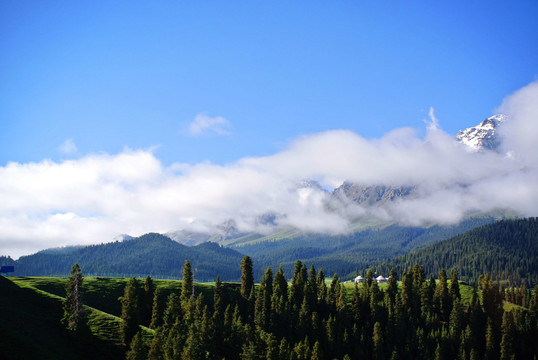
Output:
[[0, 275, 222, 359], [0, 275, 126, 360]]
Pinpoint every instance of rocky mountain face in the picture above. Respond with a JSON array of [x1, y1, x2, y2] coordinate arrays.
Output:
[[166, 219, 245, 246], [332, 182, 415, 206], [455, 114, 506, 152]]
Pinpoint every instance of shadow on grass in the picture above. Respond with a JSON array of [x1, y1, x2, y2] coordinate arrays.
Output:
[[0, 275, 125, 360]]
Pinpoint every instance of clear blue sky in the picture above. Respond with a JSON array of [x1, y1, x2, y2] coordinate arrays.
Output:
[[1, 1, 537, 166]]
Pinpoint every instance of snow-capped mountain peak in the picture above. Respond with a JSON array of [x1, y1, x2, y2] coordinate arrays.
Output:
[[456, 114, 506, 152]]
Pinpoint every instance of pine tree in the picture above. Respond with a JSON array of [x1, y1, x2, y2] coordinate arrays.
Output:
[[484, 318, 496, 360], [500, 311, 515, 360], [387, 268, 398, 306], [61, 263, 87, 333], [311, 340, 323, 360], [279, 337, 290, 360], [142, 275, 155, 327], [240, 256, 254, 299], [150, 287, 165, 329], [181, 260, 194, 303], [449, 269, 461, 301], [373, 321, 384, 360], [148, 328, 165, 360], [163, 293, 182, 328], [290, 260, 306, 309], [434, 268, 451, 322], [126, 331, 148, 360], [121, 277, 141, 345]]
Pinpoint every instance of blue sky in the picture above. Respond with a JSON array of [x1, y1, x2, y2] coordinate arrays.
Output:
[[1, 1, 538, 258], [1, 1, 537, 166]]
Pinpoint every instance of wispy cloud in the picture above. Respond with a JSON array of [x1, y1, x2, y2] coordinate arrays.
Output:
[[1, 81, 537, 258], [188, 113, 231, 136], [58, 139, 78, 155]]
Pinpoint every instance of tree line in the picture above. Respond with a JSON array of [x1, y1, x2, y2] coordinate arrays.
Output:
[[113, 257, 538, 360], [375, 218, 538, 287]]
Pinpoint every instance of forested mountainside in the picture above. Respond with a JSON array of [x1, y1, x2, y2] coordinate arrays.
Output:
[[0, 217, 503, 281], [233, 216, 499, 279], [375, 218, 538, 286], [2, 233, 246, 281]]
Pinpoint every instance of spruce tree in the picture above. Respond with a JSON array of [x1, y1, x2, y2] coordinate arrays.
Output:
[[181, 259, 194, 303], [373, 321, 384, 360], [61, 263, 87, 333], [449, 269, 461, 300], [150, 287, 165, 329], [163, 293, 182, 328], [121, 277, 141, 345], [311, 340, 323, 360], [142, 275, 155, 327], [499, 311, 515, 360], [240, 255, 254, 299], [126, 331, 148, 360], [148, 328, 165, 360]]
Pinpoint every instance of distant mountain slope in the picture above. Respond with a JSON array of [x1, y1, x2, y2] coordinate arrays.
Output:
[[230, 216, 499, 279], [375, 218, 538, 286], [7, 233, 246, 281]]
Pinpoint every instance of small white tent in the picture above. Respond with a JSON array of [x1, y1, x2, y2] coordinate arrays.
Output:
[[354, 275, 363, 283]]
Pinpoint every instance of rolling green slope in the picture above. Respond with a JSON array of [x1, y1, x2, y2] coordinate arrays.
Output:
[[375, 218, 538, 286], [0, 275, 126, 360]]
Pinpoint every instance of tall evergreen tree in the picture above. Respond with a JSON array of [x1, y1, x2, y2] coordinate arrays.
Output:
[[142, 275, 155, 327], [148, 328, 165, 360], [126, 331, 148, 360], [61, 263, 87, 333], [373, 321, 384, 360], [240, 256, 254, 300], [450, 269, 461, 301], [150, 287, 165, 329], [499, 311, 515, 360], [181, 259, 194, 303], [290, 260, 306, 309], [121, 277, 141, 345]]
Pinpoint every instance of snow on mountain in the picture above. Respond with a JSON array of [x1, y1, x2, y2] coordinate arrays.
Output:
[[456, 114, 506, 152]]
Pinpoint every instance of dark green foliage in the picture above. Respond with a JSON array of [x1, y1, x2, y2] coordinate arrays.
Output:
[[126, 331, 148, 360], [142, 275, 155, 327], [232, 216, 498, 278], [9, 233, 246, 281], [141, 258, 537, 360], [120, 277, 141, 345], [181, 260, 194, 303], [240, 255, 254, 299], [0, 275, 125, 359], [377, 218, 538, 286], [61, 263, 87, 333]]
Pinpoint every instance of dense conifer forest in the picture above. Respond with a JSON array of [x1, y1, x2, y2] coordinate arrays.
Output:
[[375, 218, 538, 287], [119, 257, 537, 360], [1, 233, 246, 281]]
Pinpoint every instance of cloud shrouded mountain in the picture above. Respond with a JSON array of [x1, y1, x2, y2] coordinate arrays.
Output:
[[1, 81, 538, 258]]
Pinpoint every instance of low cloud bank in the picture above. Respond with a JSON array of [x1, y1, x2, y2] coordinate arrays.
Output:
[[1, 81, 537, 258]]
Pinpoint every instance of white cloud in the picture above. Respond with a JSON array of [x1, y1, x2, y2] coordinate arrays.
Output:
[[425, 107, 440, 131], [188, 113, 231, 136], [1, 81, 537, 258], [58, 139, 78, 155]]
